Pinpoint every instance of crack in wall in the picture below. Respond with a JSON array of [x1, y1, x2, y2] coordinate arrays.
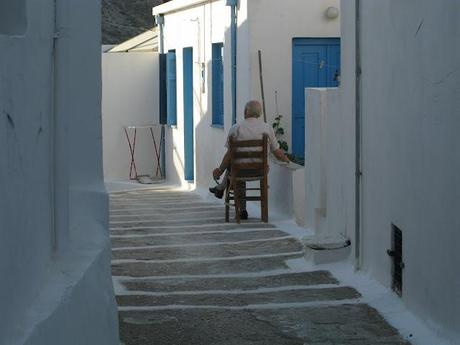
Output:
[[415, 18, 424, 37], [4, 110, 15, 129]]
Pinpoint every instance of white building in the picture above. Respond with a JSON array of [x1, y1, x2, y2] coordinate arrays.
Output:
[[304, 0, 460, 342], [0, 1, 118, 344], [151, 0, 341, 219], [102, 46, 161, 182]]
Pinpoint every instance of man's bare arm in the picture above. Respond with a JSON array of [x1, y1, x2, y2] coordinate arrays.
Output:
[[213, 149, 231, 178], [273, 148, 290, 163]]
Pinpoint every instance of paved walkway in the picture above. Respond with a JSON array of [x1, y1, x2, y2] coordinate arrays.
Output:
[[111, 188, 409, 345]]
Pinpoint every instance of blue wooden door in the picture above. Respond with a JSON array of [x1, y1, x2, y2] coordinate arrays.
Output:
[[183, 47, 194, 181], [292, 38, 340, 158]]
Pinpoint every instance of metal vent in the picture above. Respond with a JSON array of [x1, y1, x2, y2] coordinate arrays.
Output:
[[387, 224, 404, 296]]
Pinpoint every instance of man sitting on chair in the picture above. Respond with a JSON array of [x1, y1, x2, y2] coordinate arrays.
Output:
[[209, 100, 290, 219]]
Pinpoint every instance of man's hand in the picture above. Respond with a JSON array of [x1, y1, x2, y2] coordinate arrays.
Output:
[[213, 168, 223, 179], [273, 149, 290, 163]]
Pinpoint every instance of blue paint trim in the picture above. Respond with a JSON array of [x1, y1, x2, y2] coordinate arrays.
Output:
[[227, 2, 237, 125], [212, 43, 224, 127], [211, 124, 224, 130], [183, 47, 194, 181], [166, 50, 177, 126], [292, 37, 340, 46]]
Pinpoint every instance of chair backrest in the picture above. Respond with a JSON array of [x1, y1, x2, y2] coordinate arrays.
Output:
[[228, 134, 268, 178]]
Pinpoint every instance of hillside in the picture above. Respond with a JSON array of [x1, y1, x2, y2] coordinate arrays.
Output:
[[102, 0, 163, 44]]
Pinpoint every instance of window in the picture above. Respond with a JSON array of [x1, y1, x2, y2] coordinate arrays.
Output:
[[166, 50, 177, 126], [0, 0, 27, 35], [211, 43, 224, 127]]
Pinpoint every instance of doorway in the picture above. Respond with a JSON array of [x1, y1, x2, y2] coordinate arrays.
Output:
[[292, 38, 341, 158]]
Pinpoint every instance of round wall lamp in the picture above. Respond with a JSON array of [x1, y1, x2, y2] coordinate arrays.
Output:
[[325, 6, 339, 20]]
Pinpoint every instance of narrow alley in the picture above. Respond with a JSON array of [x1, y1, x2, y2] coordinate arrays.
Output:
[[111, 188, 409, 345]]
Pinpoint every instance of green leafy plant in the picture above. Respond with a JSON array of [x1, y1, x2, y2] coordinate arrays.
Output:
[[271, 115, 305, 166], [286, 153, 305, 166], [272, 115, 289, 153]]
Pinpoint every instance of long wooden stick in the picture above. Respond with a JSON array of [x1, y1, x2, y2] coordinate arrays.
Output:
[[258, 50, 267, 123]]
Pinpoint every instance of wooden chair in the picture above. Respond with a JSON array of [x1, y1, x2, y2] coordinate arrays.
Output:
[[225, 134, 269, 223]]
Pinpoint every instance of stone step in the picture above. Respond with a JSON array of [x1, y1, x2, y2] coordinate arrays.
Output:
[[110, 205, 222, 215], [111, 191, 192, 197], [110, 217, 256, 228], [118, 305, 410, 345], [116, 286, 360, 307], [110, 198, 202, 204], [110, 210, 232, 221], [110, 201, 216, 210], [112, 237, 301, 261], [110, 223, 275, 236], [118, 271, 338, 293], [110, 212, 235, 224], [111, 191, 191, 196], [111, 229, 289, 248], [110, 195, 201, 201], [112, 254, 303, 277]]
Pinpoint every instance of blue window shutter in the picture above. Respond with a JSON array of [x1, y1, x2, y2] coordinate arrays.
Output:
[[166, 50, 177, 126], [183, 47, 194, 181], [212, 43, 224, 126], [159, 54, 167, 124]]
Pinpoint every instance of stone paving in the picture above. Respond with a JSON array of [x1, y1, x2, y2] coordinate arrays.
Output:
[[111, 188, 410, 345]]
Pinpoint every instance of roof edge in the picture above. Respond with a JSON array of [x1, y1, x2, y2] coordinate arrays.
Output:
[[152, 0, 214, 16], [107, 28, 158, 53]]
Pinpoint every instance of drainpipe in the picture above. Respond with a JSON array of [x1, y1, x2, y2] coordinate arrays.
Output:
[[226, 0, 238, 125], [50, 0, 70, 253], [354, 0, 362, 270], [155, 14, 166, 179], [50, 0, 58, 251], [156, 14, 164, 53]]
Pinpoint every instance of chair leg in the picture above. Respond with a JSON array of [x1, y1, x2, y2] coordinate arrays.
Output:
[[234, 181, 241, 224], [261, 178, 268, 223], [225, 187, 230, 223], [225, 179, 232, 223]]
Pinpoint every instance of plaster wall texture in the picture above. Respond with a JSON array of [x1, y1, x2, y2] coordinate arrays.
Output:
[[159, 0, 339, 220], [0, 0, 27, 35], [335, 0, 357, 254], [102, 52, 160, 181], [310, 0, 459, 340], [0, 0, 118, 343], [357, 1, 460, 339]]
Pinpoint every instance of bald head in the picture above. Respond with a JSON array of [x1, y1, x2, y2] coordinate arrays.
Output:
[[244, 100, 262, 119]]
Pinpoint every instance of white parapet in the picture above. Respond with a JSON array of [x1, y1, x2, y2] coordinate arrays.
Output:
[[303, 88, 353, 262]]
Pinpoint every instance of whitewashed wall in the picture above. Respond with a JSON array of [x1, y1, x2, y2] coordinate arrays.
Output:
[[312, 0, 460, 341], [0, 0, 118, 344], [359, 1, 460, 339], [102, 52, 160, 181]]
